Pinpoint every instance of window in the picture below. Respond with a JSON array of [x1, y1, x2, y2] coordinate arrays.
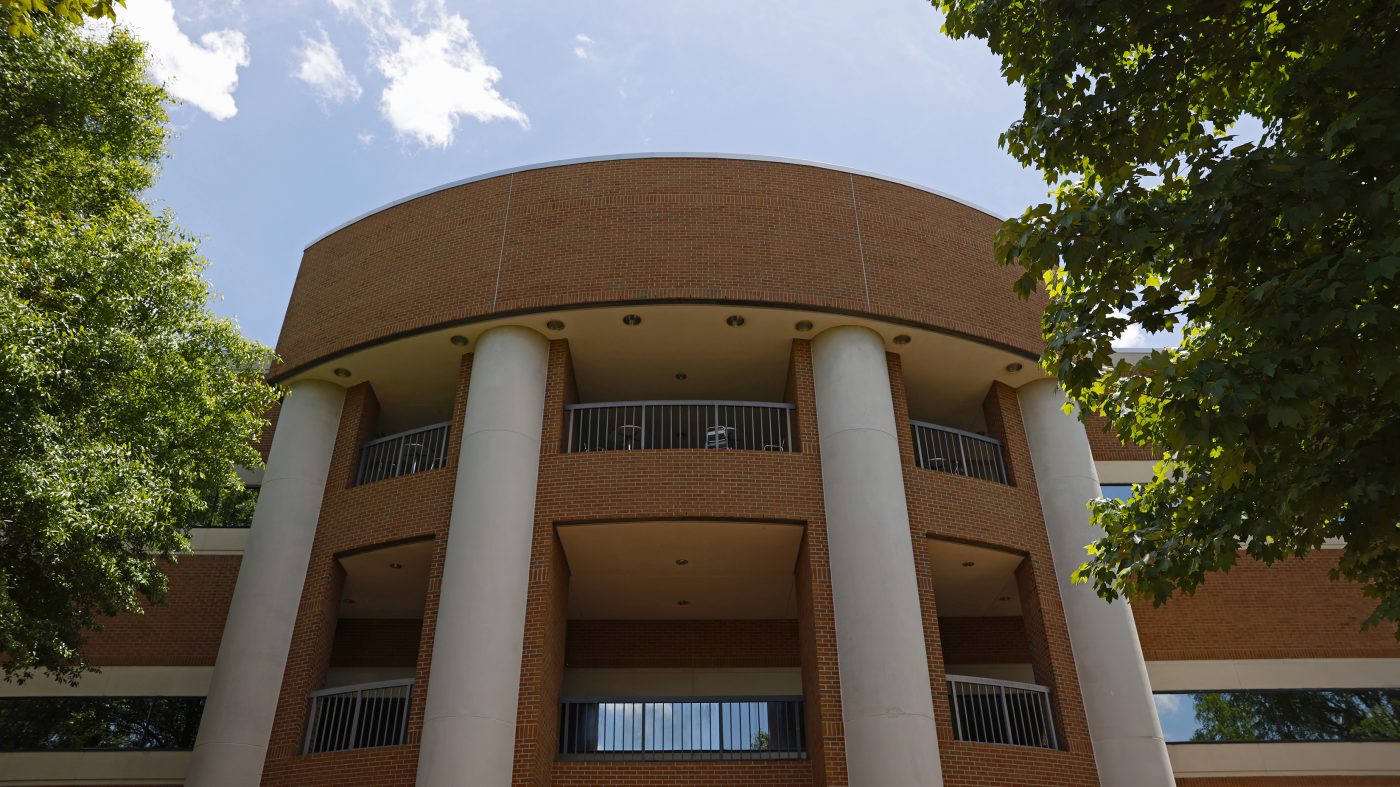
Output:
[[1099, 483, 1135, 501], [0, 697, 204, 751], [190, 485, 259, 528], [1154, 690, 1400, 743]]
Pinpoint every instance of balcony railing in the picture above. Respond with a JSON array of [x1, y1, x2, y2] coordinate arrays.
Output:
[[356, 422, 450, 486], [565, 401, 796, 453], [302, 679, 412, 755], [558, 696, 806, 761], [947, 675, 1056, 749], [910, 420, 1008, 484]]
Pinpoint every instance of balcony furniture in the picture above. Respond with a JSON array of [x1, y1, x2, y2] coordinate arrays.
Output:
[[558, 695, 806, 761], [355, 422, 451, 486], [910, 420, 1009, 484], [946, 675, 1056, 749], [302, 679, 413, 754], [565, 401, 795, 453]]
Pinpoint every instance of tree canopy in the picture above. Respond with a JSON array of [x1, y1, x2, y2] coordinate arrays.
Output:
[[933, 0, 1400, 630], [3, 0, 120, 37], [0, 19, 279, 682]]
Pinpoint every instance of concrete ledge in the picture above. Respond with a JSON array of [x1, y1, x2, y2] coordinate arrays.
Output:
[[188, 527, 249, 554], [1169, 742, 1400, 777], [0, 751, 190, 784], [0, 666, 213, 697], [1094, 460, 1157, 484], [1148, 659, 1400, 691]]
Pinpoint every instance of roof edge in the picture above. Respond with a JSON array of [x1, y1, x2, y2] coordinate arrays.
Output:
[[304, 152, 1008, 249]]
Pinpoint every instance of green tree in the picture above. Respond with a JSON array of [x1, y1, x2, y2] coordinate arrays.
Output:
[[1190, 690, 1400, 742], [3, 0, 121, 37], [933, 1, 1400, 631], [0, 20, 279, 683]]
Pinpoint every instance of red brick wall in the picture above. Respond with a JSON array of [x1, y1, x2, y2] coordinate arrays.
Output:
[[565, 620, 799, 668], [893, 362, 1102, 786], [259, 357, 471, 786], [273, 157, 1045, 380], [1177, 779, 1400, 787], [1134, 550, 1400, 660], [82, 555, 240, 666], [1083, 413, 1156, 462], [939, 617, 1031, 665], [329, 618, 422, 667]]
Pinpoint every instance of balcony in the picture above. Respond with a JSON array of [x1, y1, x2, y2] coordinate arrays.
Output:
[[302, 679, 412, 754], [355, 422, 450, 485], [559, 696, 806, 761], [947, 675, 1056, 750], [565, 401, 795, 453], [910, 420, 1008, 484]]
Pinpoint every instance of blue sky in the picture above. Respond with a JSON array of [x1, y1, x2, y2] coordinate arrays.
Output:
[[113, 0, 1060, 349]]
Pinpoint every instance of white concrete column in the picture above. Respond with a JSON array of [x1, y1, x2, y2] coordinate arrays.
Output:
[[187, 379, 346, 787], [416, 326, 549, 787], [810, 326, 944, 787], [1018, 379, 1175, 786]]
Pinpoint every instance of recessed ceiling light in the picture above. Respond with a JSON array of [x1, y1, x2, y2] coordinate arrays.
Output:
[[893, 334, 911, 345], [622, 314, 642, 326], [794, 320, 814, 332], [1005, 362, 1024, 373], [674, 372, 688, 381], [726, 315, 745, 327], [546, 320, 565, 331], [333, 368, 352, 378], [450, 335, 469, 346], [676, 600, 690, 606], [389, 562, 403, 569], [675, 559, 689, 566], [961, 561, 975, 568]]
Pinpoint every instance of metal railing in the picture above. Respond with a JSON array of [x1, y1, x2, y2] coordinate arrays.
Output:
[[910, 420, 1009, 484], [302, 679, 412, 755], [355, 422, 450, 485], [947, 675, 1056, 749], [565, 401, 796, 453], [558, 696, 806, 760]]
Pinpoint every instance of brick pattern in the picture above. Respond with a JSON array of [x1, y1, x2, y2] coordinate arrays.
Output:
[[258, 357, 471, 785], [1083, 413, 1156, 462], [938, 617, 1031, 665], [329, 618, 422, 667], [254, 399, 282, 463], [273, 158, 1045, 379], [81, 555, 240, 666], [565, 620, 799, 668], [1134, 550, 1400, 660], [891, 360, 1102, 786]]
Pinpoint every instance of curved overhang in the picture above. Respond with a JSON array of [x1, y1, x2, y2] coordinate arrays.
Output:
[[274, 155, 1046, 383]]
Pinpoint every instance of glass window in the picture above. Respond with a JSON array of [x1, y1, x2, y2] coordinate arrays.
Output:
[[1154, 690, 1400, 743], [0, 697, 204, 751], [1100, 483, 1135, 501]]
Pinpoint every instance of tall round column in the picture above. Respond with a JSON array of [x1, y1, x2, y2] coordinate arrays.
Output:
[[187, 379, 346, 786], [810, 326, 944, 787], [1018, 379, 1174, 786], [416, 326, 549, 787]]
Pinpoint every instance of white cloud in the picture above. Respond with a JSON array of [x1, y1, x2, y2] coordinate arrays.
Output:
[[117, 0, 250, 120], [573, 32, 592, 59], [294, 27, 362, 105], [1154, 693, 1182, 714], [330, 0, 527, 148], [357, 131, 375, 145]]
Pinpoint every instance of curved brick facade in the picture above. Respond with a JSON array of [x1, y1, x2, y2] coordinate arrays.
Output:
[[272, 156, 1046, 379]]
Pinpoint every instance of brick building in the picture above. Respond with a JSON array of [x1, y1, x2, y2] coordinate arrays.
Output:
[[3, 155, 1396, 786]]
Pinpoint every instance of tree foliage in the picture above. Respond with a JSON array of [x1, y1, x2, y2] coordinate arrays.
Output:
[[3, 0, 120, 37], [0, 20, 279, 682], [934, 0, 1400, 630], [1190, 690, 1400, 742]]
